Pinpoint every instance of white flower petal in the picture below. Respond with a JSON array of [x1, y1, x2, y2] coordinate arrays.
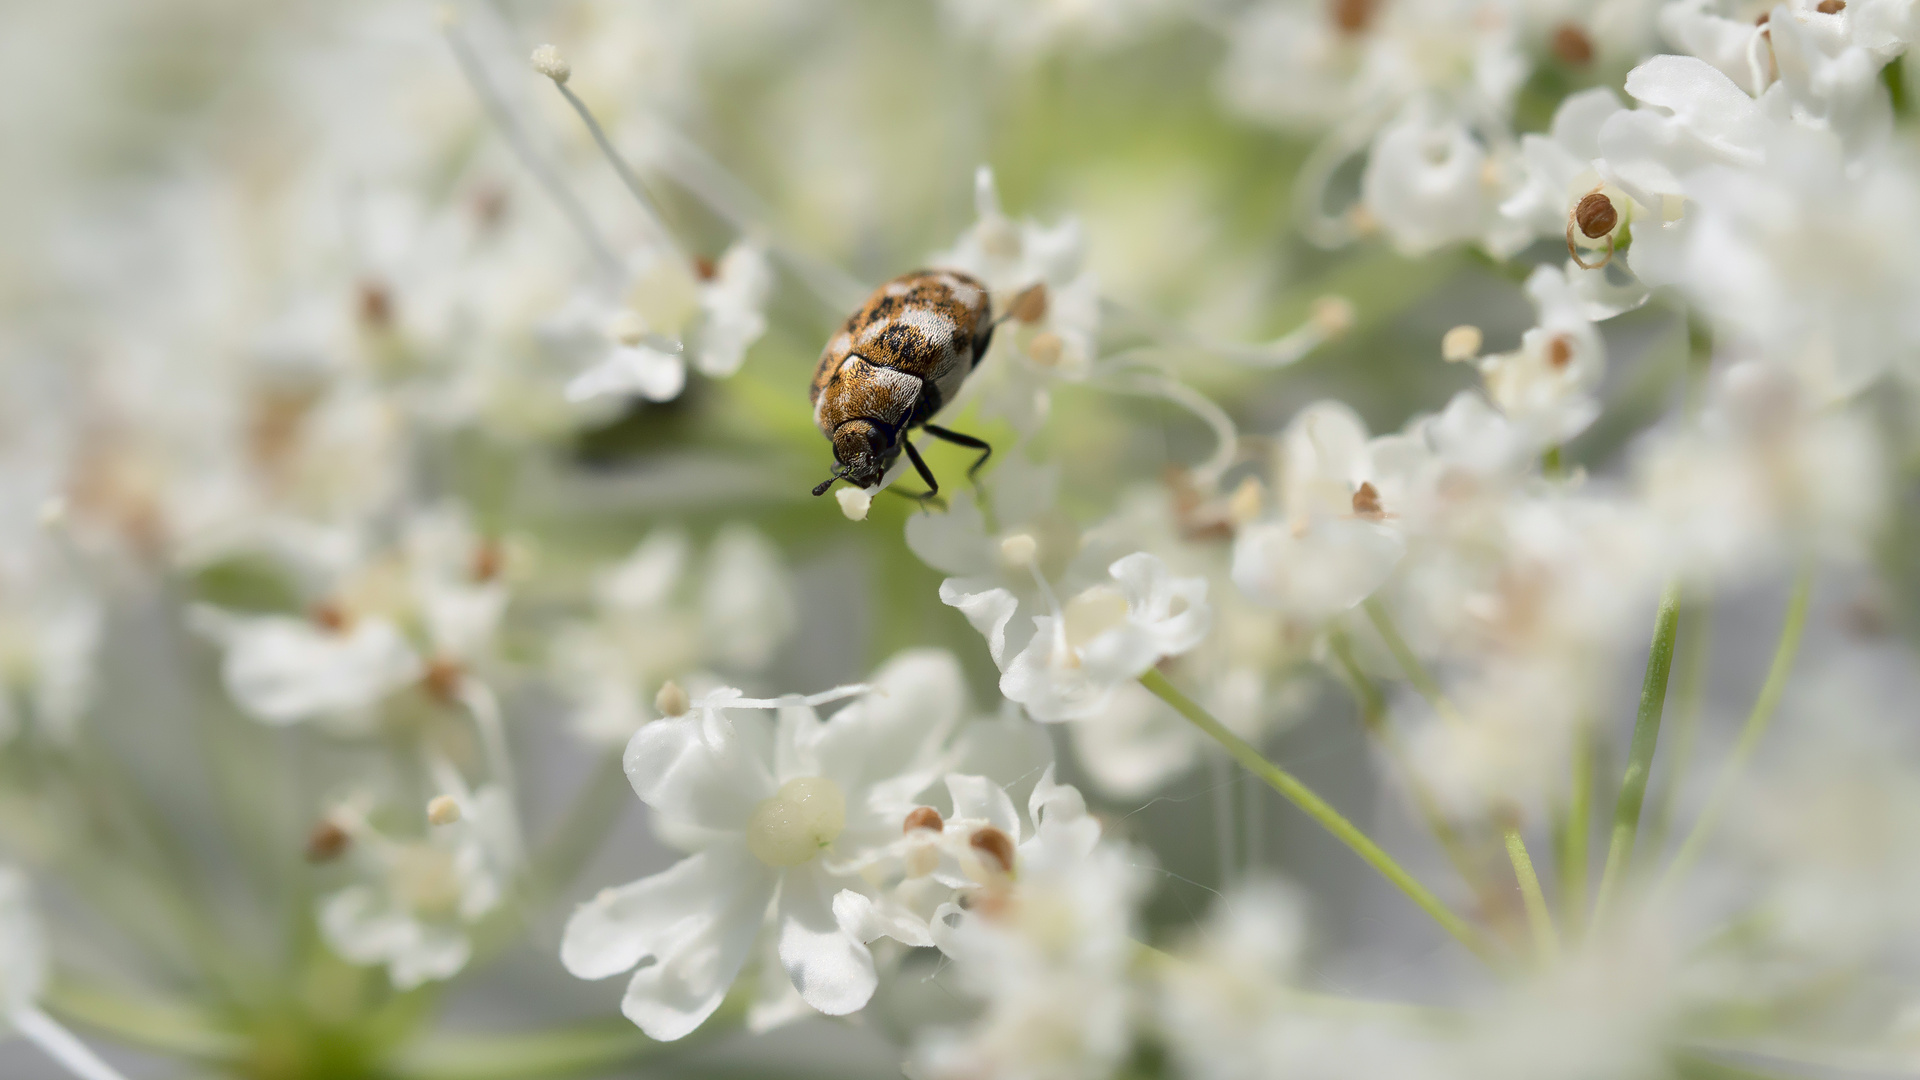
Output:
[[776, 864, 877, 1017]]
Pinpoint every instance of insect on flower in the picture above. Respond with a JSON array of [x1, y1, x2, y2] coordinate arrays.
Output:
[[810, 270, 1036, 500]]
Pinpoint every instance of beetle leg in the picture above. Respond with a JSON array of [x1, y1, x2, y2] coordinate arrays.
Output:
[[922, 424, 992, 481], [902, 439, 941, 503]]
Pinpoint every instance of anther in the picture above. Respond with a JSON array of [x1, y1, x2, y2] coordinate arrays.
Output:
[[305, 819, 350, 863], [1310, 295, 1355, 338], [655, 681, 690, 718], [357, 281, 394, 329], [1351, 482, 1384, 519], [311, 601, 351, 634], [1007, 283, 1049, 324], [1552, 24, 1594, 65], [969, 826, 1016, 875], [427, 795, 463, 826], [423, 658, 464, 703], [1330, 0, 1380, 34], [1547, 335, 1575, 370], [1574, 192, 1618, 240], [903, 806, 945, 833], [1816, 0, 1844, 11], [530, 44, 571, 84], [469, 539, 503, 583], [1755, 11, 1770, 25], [1027, 332, 1065, 367], [1227, 476, 1263, 525], [1442, 325, 1483, 362]]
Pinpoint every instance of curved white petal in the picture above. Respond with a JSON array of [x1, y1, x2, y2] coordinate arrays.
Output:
[[775, 864, 877, 1017], [623, 709, 776, 833], [561, 845, 774, 981]]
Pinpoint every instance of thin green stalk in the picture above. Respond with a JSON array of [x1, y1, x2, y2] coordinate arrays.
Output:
[[1647, 601, 1713, 860], [550, 80, 686, 261], [1560, 725, 1593, 934], [1501, 819, 1560, 964], [1658, 563, 1815, 894], [1139, 670, 1498, 966], [1361, 598, 1462, 725], [1327, 633, 1495, 908], [1592, 580, 1683, 929]]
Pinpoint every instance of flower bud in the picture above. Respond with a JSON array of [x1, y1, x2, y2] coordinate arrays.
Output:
[[427, 795, 462, 826], [530, 44, 571, 84], [655, 681, 690, 718], [836, 486, 872, 521]]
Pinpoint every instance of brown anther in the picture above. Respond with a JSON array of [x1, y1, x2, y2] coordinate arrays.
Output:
[[423, 657, 465, 703], [357, 280, 394, 329], [1816, 0, 1845, 12], [969, 826, 1016, 875], [903, 806, 945, 833], [471, 185, 509, 228], [310, 601, 351, 634], [1574, 192, 1618, 240], [692, 256, 718, 282], [305, 819, 350, 863], [469, 539, 504, 583], [1330, 0, 1379, 34], [1547, 335, 1575, 369], [1755, 11, 1770, 24], [1006, 282, 1049, 324], [1351, 481, 1384, 519], [1551, 23, 1594, 66]]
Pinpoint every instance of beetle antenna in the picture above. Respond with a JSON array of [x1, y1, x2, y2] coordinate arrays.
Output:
[[812, 476, 838, 497]]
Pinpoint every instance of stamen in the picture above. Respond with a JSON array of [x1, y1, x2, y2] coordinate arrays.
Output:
[[1351, 481, 1385, 519], [1547, 335, 1575, 370], [305, 819, 351, 863], [903, 806, 945, 833], [969, 827, 1016, 875], [655, 681, 690, 718], [535, 48, 689, 265], [1574, 192, 1618, 239], [1551, 24, 1594, 65], [1816, 0, 1844, 11], [1330, 0, 1380, 35], [427, 795, 463, 826], [1006, 283, 1049, 324], [1442, 325, 1483, 362]]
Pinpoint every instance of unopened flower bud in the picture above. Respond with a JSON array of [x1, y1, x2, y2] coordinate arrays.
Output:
[[608, 310, 648, 346], [427, 795, 462, 826], [1007, 283, 1049, 324], [1027, 332, 1065, 367], [1574, 192, 1618, 240], [903, 806, 944, 833], [306, 819, 350, 863], [969, 826, 1015, 875], [530, 44, 571, 84], [655, 680, 690, 718], [1442, 325, 1483, 362], [1310, 295, 1355, 337], [999, 533, 1038, 568], [836, 486, 872, 521]]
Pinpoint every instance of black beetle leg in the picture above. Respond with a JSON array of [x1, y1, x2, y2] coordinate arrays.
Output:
[[922, 424, 992, 482]]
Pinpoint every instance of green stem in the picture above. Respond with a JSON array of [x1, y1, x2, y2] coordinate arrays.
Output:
[[1658, 563, 1814, 895], [1362, 598, 1461, 725], [1139, 670, 1498, 966], [385, 997, 741, 1080], [1501, 819, 1559, 964], [43, 976, 244, 1062], [1591, 580, 1683, 929], [1327, 633, 1495, 908], [1560, 724, 1593, 934], [1646, 601, 1713, 861]]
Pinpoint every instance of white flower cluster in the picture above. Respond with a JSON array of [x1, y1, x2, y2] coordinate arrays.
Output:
[[4, 2, 1919, 1079]]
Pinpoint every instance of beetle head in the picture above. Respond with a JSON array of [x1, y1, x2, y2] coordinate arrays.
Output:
[[813, 419, 895, 495]]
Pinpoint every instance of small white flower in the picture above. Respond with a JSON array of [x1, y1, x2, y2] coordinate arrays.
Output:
[[319, 767, 521, 990], [561, 654, 967, 1040], [1476, 264, 1606, 446], [1000, 552, 1211, 722], [192, 606, 423, 730]]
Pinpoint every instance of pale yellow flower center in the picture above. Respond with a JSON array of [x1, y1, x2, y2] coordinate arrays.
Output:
[[747, 777, 847, 867]]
